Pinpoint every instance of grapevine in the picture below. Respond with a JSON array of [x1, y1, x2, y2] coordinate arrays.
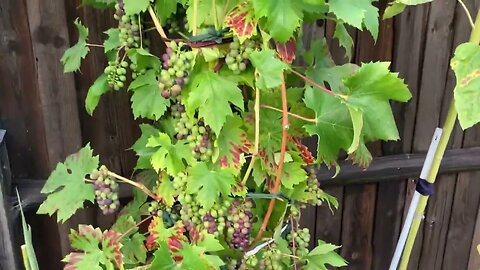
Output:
[[37, 0, 465, 269]]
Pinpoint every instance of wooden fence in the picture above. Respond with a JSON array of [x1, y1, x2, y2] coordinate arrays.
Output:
[[1, 0, 480, 269]]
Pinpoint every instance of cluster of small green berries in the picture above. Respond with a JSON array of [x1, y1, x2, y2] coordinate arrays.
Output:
[[225, 37, 255, 74], [301, 167, 324, 206], [130, 62, 146, 79], [287, 228, 311, 257], [159, 41, 195, 99], [90, 165, 120, 215], [148, 201, 163, 216], [114, 1, 141, 49], [104, 60, 128, 90], [173, 111, 214, 161], [258, 245, 283, 270]]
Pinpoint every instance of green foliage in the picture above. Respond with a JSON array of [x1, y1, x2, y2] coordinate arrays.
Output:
[[186, 163, 236, 210], [129, 70, 170, 120], [47, 0, 433, 268], [61, 19, 89, 73], [451, 42, 480, 129], [186, 69, 244, 135], [85, 74, 109, 115], [37, 144, 98, 222]]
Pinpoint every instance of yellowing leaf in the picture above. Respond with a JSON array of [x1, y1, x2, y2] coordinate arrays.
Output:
[[147, 132, 191, 175]]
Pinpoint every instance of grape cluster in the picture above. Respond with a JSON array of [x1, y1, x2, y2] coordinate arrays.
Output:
[[174, 173, 203, 230], [226, 199, 254, 250], [258, 245, 283, 270], [130, 62, 147, 79], [148, 201, 163, 216], [90, 166, 120, 215], [104, 60, 128, 90], [165, 7, 187, 35], [237, 256, 259, 270], [199, 200, 228, 235], [287, 228, 311, 257], [173, 111, 214, 161], [159, 41, 194, 99], [302, 167, 324, 206], [225, 37, 255, 74], [114, 1, 141, 49]]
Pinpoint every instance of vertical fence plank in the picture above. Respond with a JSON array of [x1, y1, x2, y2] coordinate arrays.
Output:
[[412, 1, 461, 269], [25, 0, 87, 259], [0, 130, 18, 270]]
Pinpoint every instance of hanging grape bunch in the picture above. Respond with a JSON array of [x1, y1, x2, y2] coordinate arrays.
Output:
[[90, 165, 120, 215], [226, 199, 254, 251], [174, 112, 214, 161], [258, 244, 283, 270], [104, 60, 128, 90], [114, 0, 141, 49], [159, 41, 195, 99], [301, 167, 325, 206], [164, 6, 187, 35], [287, 228, 311, 258], [226, 37, 255, 74]]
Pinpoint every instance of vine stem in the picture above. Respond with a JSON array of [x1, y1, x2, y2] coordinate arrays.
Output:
[[290, 69, 338, 97], [255, 76, 289, 242], [241, 87, 260, 185], [117, 215, 152, 241], [398, 9, 480, 270], [458, 0, 475, 28], [213, 0, 219, 30], [260, 104, 316, 123], [86, 43, 104, 48], [147, 6, 168, 46], [106, 171, 158, 200]]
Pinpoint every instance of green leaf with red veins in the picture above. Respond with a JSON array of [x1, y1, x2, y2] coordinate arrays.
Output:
[[65, 225, 123, 270], [147, 132, 191, 175], [253, 0, 303, 42], [129, 70, 170, 120], [225, 2, 257, 43], [148, 242, 177, 270], [249, 49, 290, 90], [37, 144, 98, 223], [186, 69, 244, 135], [215, 115, 251, 175], [61, 19, 89, 73], [275, 38, 296, 64], [186, 163, 236, 210], [280, 162, 308, 189]]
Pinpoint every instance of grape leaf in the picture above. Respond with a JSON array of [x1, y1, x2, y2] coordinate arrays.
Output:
[[157, 178, 176, 207], [225, 2, 258, 43], [334, 23, 354, 60], [281, 162, 307, 189], [253, 0, 303, 42], [215, 114, 251, 174], [384, 2, 406, 19], [303, 240, 347, 270], [249, 49, 290, 89], [123, 0, 150, 15], [148, 242, 177, 270], [303, 89, 354, 167], [111, 215, 147, 265], [186, 163, 236, 210], [451, 42, 480, 129], [186, 69, 244, 135], [147, 132, 191, 175], [64, 225, 123, 270], [61, 19, 89, 73], [37, 144, 98, 223], [131, 124, 161, 170], [128, 48, 162, 71], [85, 73, 109, 115], [276, 38, 296, 64], [342, 62, 411, 142], [103, 28, 121, 53], [129, 70, 170, 120], [155, 0, 178, 23], [178, 244, 224, 270], [329, 0, 378, 40]]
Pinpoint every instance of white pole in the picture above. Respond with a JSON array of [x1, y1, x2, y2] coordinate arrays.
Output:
[[389, 128, 443, 270]]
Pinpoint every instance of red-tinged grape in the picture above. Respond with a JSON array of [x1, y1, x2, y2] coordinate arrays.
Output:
[[91, 166, 120, 215]]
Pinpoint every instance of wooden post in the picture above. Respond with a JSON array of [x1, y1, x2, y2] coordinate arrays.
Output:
[[0, 130, 19, 270]]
